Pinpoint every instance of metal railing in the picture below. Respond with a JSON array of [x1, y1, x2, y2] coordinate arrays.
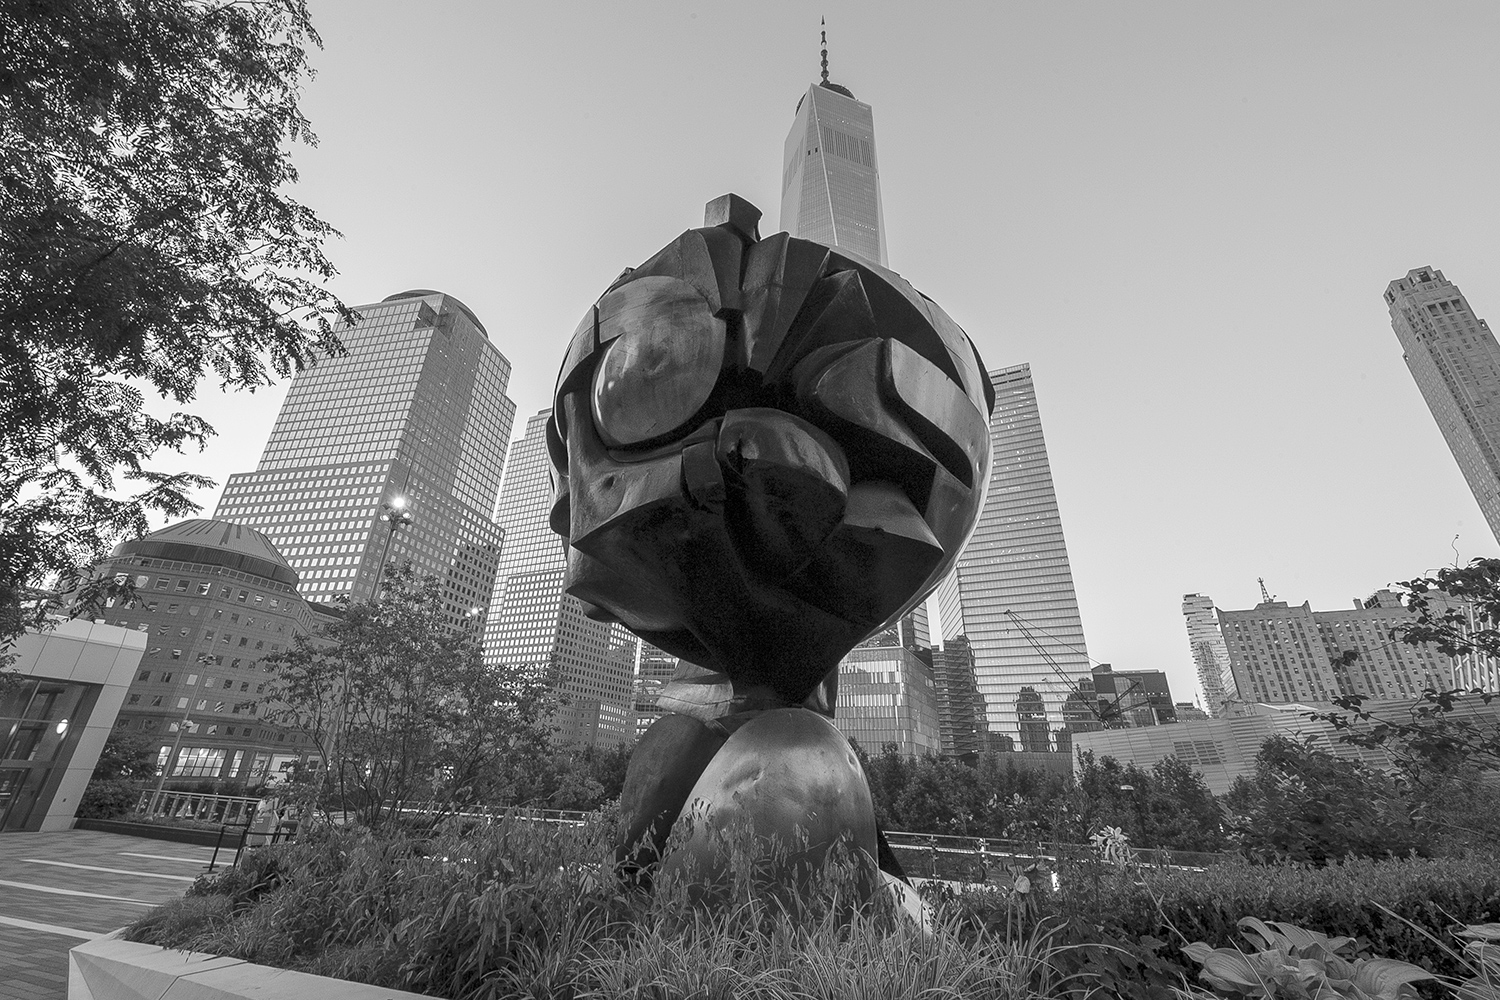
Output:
[[883, 830, 1231, 882], [385, 801, 589, 827], [134, 790, 261, 826]]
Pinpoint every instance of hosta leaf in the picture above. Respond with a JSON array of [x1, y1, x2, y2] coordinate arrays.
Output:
[[1199, 948, 1275, 992], [1259, 918, 1356, 958], [1323, 954, 1357, 981], [1457, 924, 1500, 943], [1238, 916, 1287, 952], [1351, 958, 1436, 1000], [1182, 942, 1219, 965]]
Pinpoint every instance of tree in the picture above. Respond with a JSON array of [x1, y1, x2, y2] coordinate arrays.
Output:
[[0, 0, 349, 650], [91, 731, 158, 780], [1074, 752, 1226, 853], [262, 567, 552, 829], [1222, 736, 1426, 864]]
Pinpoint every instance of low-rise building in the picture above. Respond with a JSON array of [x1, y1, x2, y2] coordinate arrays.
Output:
[[1071, 695, 1499, 794], [1, 620, 145, 831], [88, 519, 318, 787]]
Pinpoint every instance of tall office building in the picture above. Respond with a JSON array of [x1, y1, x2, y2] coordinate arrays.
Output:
[[949, 365, 1092, 747], [1183, 593, 1233, 716], [929, 634, 991, 757], [1387, 267, 1500, 543], [480, 410, 635, 746], [213, 291, 515, 631], [1194, 590, 1459, 704], [833, 612, 941, 757], [780, 32, 888, 266]]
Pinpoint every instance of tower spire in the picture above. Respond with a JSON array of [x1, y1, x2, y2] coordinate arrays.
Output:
[[820, 17, 829, 84]]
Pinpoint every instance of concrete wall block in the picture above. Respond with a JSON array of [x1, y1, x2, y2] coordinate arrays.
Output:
[[69, 936, 436, 1000]]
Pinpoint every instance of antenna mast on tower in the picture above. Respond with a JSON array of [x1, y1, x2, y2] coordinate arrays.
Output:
[[820, 17, 830, 84]]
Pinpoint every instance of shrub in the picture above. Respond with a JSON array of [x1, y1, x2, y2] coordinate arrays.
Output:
[[76, 777, 144, 819], [125, 816, 1500, 1000], [125, 814, 1058, 1000], [949, 855, 1500, 1000]]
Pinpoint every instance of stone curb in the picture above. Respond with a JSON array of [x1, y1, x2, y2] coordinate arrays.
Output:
[[69, 931, 436, 999]]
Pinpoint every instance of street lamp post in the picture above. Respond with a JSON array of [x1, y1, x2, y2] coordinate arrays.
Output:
[[148, 704, 199, 816], [378, 496, 414, 572]]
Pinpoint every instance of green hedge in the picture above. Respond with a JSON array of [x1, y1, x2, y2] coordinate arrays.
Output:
[[124, 818, 1500, 1000], [125, 819, 1054, 1000], [76, 777, 145, 819], [949, 855, 1500, 1000]]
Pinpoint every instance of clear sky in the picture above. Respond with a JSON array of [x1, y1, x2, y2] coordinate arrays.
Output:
[[170, 1, 1500, 707]]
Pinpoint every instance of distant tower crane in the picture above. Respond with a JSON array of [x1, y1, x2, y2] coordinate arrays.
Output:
[[1258, 577, 1275, 604]]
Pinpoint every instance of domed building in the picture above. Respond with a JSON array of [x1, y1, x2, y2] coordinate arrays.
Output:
[[92, 519, 321, 787]]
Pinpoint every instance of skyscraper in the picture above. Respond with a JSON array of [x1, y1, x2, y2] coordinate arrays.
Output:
[[1387, 267, 1500, 543], [833, 612, 942, 756], [1183, 593, 1233, 716], [480, 410, 635, 746], [780, 31, 888, 266], [949, 365, 1092, 747], [213, 290, 515, 630], [930, 634, 991, 757], [1196, 590, 1459, 704]]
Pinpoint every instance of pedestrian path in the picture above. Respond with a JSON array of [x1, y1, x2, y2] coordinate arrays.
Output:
[[0, 830, 213, 1000]]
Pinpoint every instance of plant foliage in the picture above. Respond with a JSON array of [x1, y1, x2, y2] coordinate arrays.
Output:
[[261, 566, 554, 828], [0, 0, 349, 648]]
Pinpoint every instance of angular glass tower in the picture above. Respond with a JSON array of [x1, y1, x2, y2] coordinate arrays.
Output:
[[949, 365, 1092, 747], [780, 42, 888, 267], [1182, 593, 1234, 716], [212, 290, 515, 629], [480, 410, 635, 747], [1387, 267, 1500, 544]]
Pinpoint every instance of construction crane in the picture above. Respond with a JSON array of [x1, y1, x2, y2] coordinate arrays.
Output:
[[1258, 577, 1275, 604], [1001, 609, 1139, 728]]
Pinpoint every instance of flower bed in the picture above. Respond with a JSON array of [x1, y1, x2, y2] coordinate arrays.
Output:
[[122, 814, 1500, 1000]]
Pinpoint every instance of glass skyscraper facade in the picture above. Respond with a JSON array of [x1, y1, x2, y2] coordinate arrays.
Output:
[[780, 79, 888, 267], [949, 365, 1092, 748], [1387, 267, 1500, 544], [213, 291, 515, 631], [480, 410, 635, 746]]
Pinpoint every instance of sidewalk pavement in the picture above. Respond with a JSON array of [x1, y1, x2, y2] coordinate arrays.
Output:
[[0, 829, 216, 1000]]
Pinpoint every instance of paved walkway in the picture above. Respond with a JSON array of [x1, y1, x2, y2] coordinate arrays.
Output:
[[0, 830, 218, 1000]]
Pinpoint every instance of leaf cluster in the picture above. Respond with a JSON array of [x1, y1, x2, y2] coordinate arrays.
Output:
[[1219, 737, 1435, 865], [260, 566, 556, 829], [0, 0, 349, 643], [126, 816, 1053, 1000], [859, 741, 1227, 853], [1181, 916, 1433, 1000]]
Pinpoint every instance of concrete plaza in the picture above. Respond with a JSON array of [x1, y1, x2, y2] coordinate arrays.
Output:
[[0, 830, 213, 1000]]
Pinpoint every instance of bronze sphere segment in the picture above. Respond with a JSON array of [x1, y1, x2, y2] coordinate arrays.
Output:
[[658, 708, 879, 898], [547, 194, 994, 706]]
